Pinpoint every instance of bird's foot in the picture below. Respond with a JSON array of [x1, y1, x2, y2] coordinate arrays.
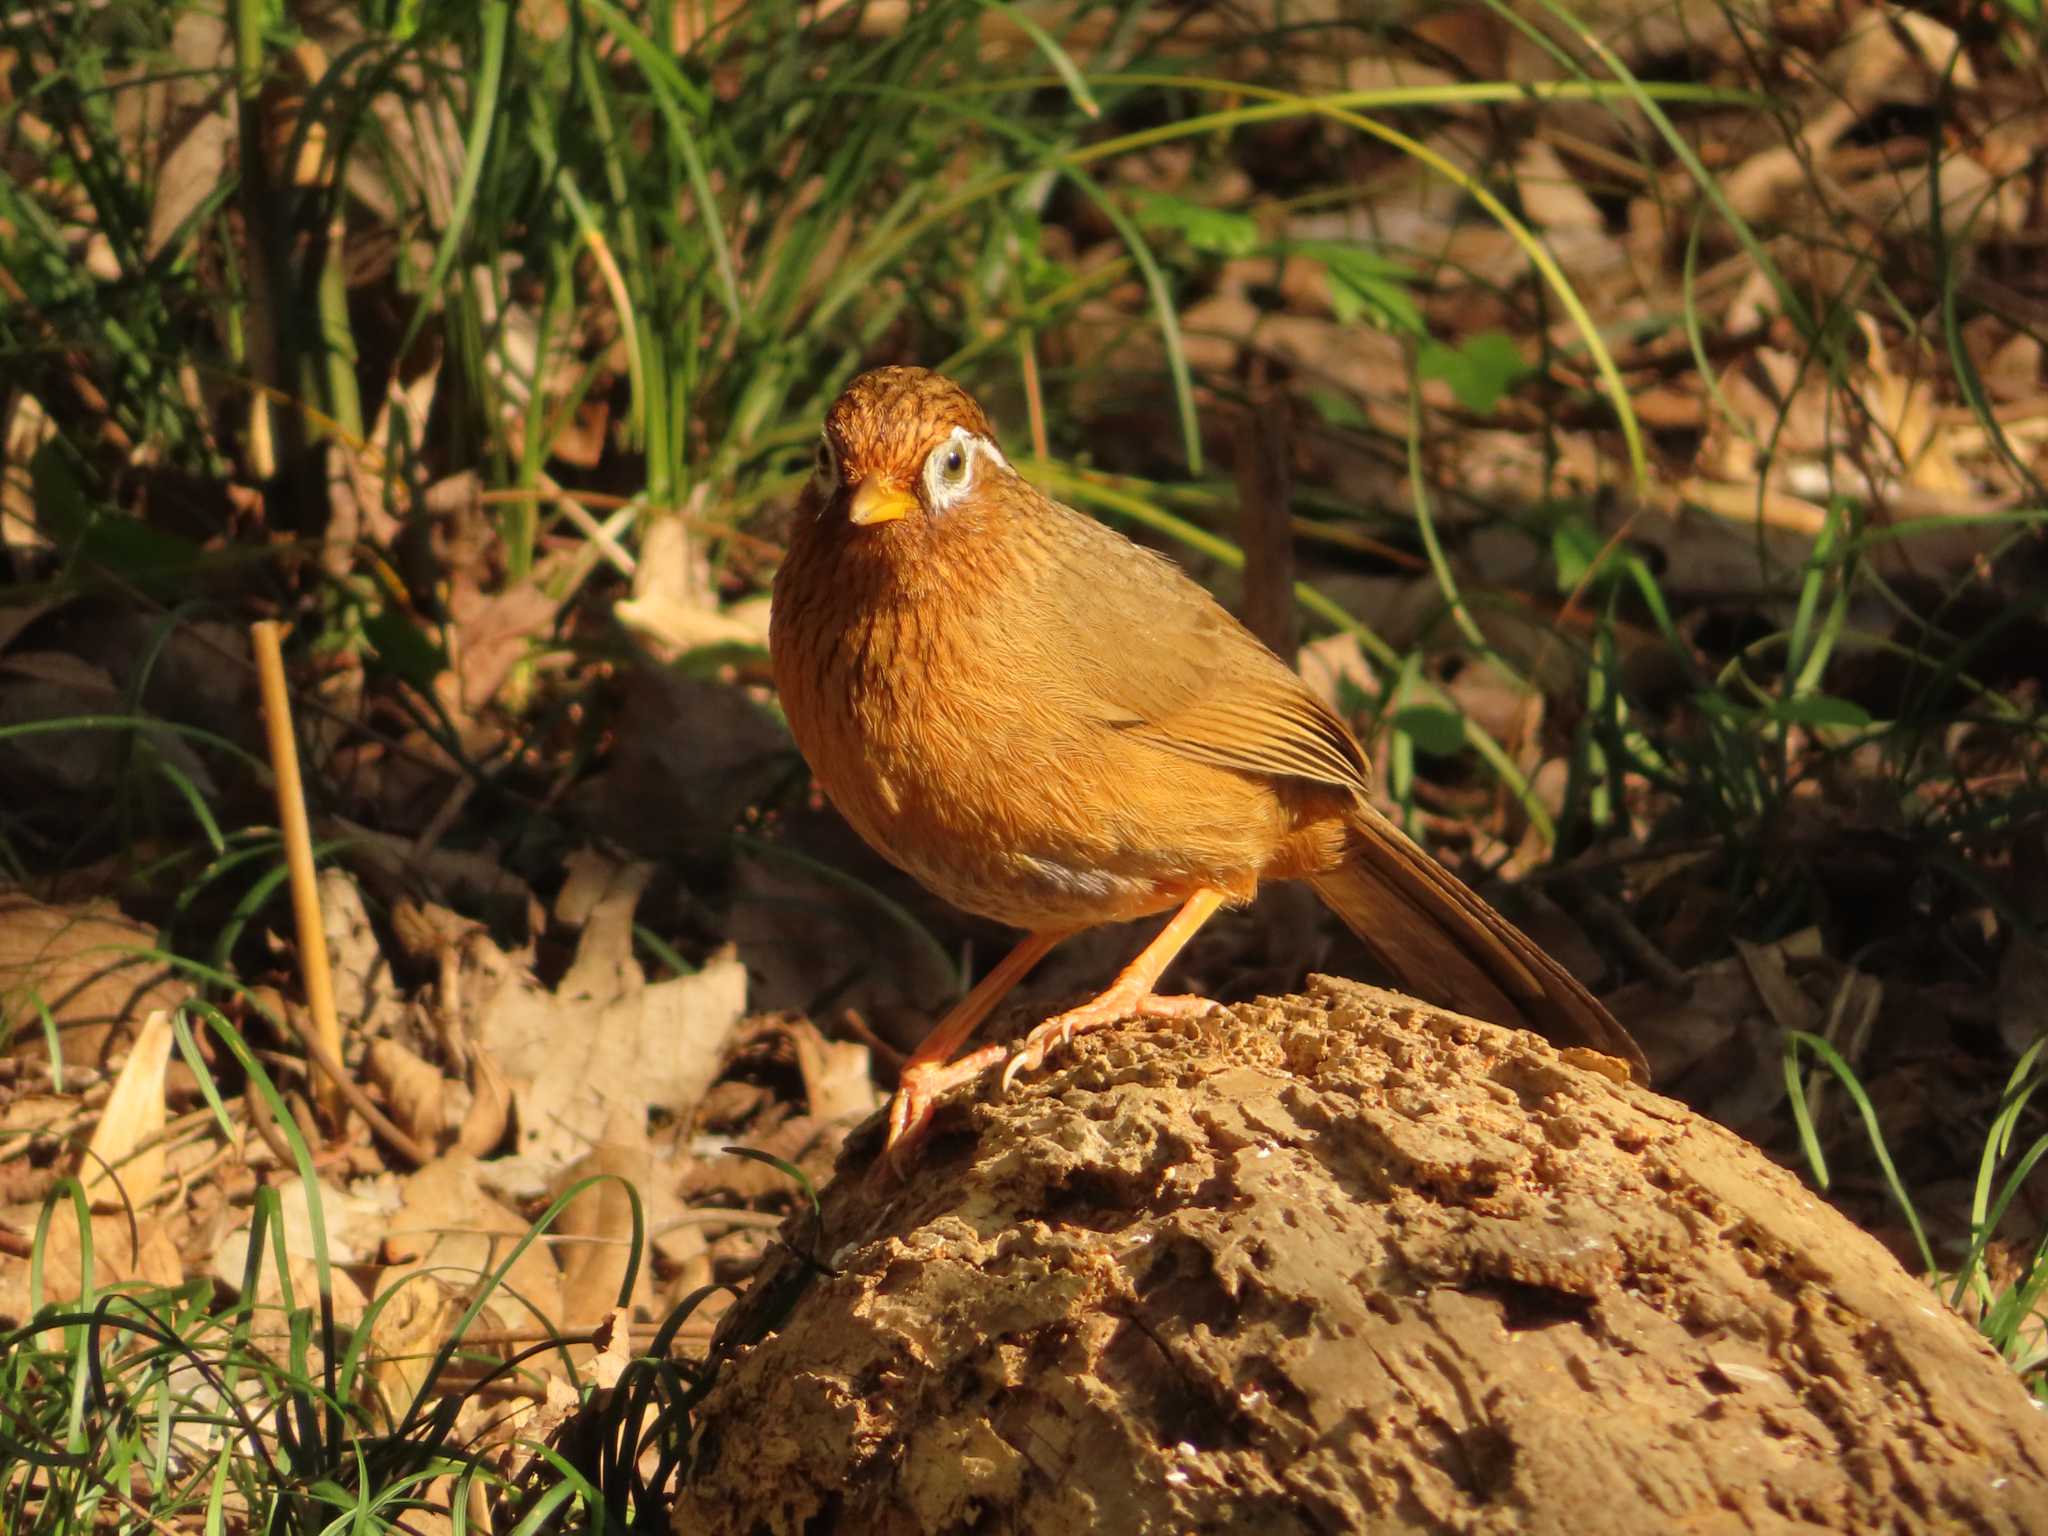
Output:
[[877, 1043, 1008, 1180], [999, 989, 1218, 1094]]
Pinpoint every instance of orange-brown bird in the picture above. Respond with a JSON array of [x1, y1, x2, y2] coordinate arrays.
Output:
[[770, 367, 1647, 1160]]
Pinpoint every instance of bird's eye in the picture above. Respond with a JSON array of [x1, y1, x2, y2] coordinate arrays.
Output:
[[813, 437, 836, 482], [922, 430, 982, 511]]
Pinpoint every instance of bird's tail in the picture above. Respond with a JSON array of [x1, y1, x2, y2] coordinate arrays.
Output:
[[1306, 807, 1649, 1081]]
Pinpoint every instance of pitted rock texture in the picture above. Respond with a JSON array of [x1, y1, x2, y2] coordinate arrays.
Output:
[[672, 977, 2048, 1535]]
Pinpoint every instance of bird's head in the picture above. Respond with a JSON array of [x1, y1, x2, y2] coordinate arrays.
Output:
[[802, 367, 1013, 536]]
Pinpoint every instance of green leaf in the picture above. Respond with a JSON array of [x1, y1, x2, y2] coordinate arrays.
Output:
[[973, 0, 1099, 119], [361, 609, 447, 692], [28, 441, 89, 546], [1305, 389, 1368, 429], [1767, 695, 1873, 728], [1418, 331, 1534, 414], [77, 516, 201, 578], [1695, 689, 1755, 724], [32, 442, 200, 577], [1549, 514, 1603, 591], [1298, 242, 1422, 336], [1391, 705, 1466, 757], [1132, 190, 1259, 257]]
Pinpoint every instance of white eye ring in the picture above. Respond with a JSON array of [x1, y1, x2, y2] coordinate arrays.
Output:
[[924, 427, 1000, 512]]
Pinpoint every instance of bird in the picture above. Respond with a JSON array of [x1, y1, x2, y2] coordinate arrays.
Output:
[[769, 366, 1648, 1162]]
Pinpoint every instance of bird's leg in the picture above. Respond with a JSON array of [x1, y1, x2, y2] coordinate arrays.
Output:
[[1000, 888, 1226, 1092], [885, 929, 1062, 1165]]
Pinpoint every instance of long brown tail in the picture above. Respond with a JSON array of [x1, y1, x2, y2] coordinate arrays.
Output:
[[1306, 807, 1649, 1082]]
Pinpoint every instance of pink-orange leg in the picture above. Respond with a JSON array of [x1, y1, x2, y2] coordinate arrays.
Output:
[[998, 888, 1226, 1094], [884, 929, 1063, 1167]]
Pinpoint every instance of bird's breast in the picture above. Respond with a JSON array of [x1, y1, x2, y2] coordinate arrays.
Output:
[[770, 530, 1323, 930]]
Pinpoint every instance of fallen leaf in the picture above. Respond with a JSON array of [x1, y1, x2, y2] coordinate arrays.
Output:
[[553, 1108, 651, 1349], [382, 1152, 561, 1337], [0, 892, 189, 1069], [458, 1042, 512, 1156], [363, 1268, 468, 1430], [588, 1305, 633, 1389], [211, 1173, 394, 1328], [80, 1008, 175, 1209], [614, 513, 770, 657], [473, 852, 747, 1189], [323, 868, 405, 1038], [440, 578, 559, 716], [365, 1037, 447, 1149], [0, 1208, 181, 1322], [789, 1018, 877, 1122]]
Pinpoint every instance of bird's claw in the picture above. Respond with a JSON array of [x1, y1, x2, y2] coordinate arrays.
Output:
[[999, 1022, 1071, 1094], [875, 1043, 1009, 1181], [998, 992, 1218, 1096]]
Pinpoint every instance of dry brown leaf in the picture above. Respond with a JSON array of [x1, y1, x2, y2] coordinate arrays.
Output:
[[588, 1305, 633, 1389], [365, 1037, 447, 1149], [1998, 933, 2048, 1057], [1842, 6, 1975, 103], [614, 514, 769, 657], [0, 892, 189, 1069], [364, 1268, 468, 1428], [2, 393, 56, 558], [1795, 966, 1887, 1145], [0, 602, 56, 658], [458, 1042, 512, 1157], [0, 653, 126, 789], [329, 818, 540, 920], [149, 111, 232, 258], [1296, 631, 1379, 719], [476, 852, 746, 1188], [788, 1018, 876, 1123], [322, 868, 405, 1039], [1605, 955, 1757, 1086], [80, 1008, 175, 1210], [321, 441, 401, 579], [571, 665, 793, 869], [507, 1373, 584, 1492], [211, 1174, 391, 1329], [1733, 932, 1821, 1037], [1981, 333, 2043, 404], [383, 1153, 561, 1333], [393, 896, 486, 968], [1855, 315, 1971, 497], [0, 1208, 181, 1322], [440, 578, 559, 715], [552, 1110, 650, 1345], [653, 1210, 710, 1297]]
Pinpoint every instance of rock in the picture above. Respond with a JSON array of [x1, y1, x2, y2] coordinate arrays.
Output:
[[672, 977, 2048, 1535]]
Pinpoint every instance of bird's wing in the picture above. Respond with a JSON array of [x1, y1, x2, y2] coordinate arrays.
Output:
[[1108, 668, 1370, 791], [1028, 500, 1371, 795]]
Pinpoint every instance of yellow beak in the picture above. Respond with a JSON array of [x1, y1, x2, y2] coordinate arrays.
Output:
[[847, 478, 917, 527]]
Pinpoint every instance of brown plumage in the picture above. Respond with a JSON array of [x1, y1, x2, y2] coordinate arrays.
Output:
[[771, 366, 1648, 1158]]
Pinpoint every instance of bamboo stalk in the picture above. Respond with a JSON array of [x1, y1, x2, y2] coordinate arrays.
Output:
[[250, 621, 346, 1131]]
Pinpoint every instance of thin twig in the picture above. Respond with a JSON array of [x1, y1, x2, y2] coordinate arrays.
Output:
[[1577, 887, 1689, 993], [260, 1002, 434, 1168]]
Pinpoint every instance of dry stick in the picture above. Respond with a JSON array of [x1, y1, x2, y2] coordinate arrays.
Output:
[[1237, 363, 1296, 661], [1577, 887, 1689, 994], [250, 620, 347, 1132], [253, 1007, 434, 1168]]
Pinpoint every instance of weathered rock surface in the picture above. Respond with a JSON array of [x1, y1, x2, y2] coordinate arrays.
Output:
[[673, 977, 2048, 1534]]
